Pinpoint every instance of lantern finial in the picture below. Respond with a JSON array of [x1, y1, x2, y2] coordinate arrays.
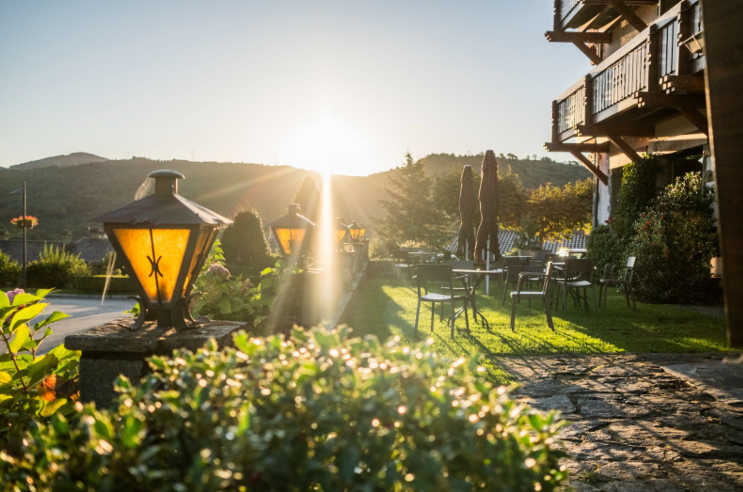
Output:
[[149, 169, 185, 195]]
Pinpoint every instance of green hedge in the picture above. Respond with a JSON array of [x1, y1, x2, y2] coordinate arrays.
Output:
[[72, 275, 136, 294], [1, 327, 567, 491]]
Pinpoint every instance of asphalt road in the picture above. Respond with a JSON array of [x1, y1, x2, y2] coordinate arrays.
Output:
[[0, 296, 136, 355]]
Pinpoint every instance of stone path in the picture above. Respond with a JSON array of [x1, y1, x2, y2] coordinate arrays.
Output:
[[499, 353, 743, 491]]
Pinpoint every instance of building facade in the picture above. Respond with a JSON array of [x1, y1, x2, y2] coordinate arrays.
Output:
[[544, 0, 709, 225]]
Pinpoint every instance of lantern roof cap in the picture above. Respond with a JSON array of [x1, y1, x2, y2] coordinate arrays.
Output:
[[94, 171, 233, 226], [269, 203, 316, 229]]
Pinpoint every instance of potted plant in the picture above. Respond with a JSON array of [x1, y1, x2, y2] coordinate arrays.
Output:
[[10, 215, 38, 230]]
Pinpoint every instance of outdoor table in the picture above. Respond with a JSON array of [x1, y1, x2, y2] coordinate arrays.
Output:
[[452, 269, 503, 329]]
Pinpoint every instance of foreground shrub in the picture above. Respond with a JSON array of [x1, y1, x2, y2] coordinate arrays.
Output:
[[26, 245, 89, 289], [0, 289, 77, 453], [2, 327, 566, 491], [628, 172, 719, 303]]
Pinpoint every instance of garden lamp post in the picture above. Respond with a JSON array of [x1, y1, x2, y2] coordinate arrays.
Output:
[[9, 183, 27, 288], [349, 220, 366, 242], [269, 204, 315, 261], [94, 170, 232, 331]]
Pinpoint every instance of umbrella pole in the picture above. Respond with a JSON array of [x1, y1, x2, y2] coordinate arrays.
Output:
[[465, 239, 468, 261], [485, 235, 491, 295]]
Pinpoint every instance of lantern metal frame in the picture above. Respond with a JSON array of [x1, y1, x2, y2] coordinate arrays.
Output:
[[334, 218, 351, 248], [269, 203, 316, 259], [348, 220, 367, 242], [95, 170, 231, 331]]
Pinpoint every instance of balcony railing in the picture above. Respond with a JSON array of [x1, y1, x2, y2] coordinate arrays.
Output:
[[551, 0, 705, 141], [555, 0, 657, 31]]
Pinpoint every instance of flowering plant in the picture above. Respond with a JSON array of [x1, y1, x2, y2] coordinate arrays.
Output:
[[10, 216, 39, 229]]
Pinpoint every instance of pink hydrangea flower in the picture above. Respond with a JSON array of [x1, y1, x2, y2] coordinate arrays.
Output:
[[7, 288, 24, 304], [206, 263, 230, 279]]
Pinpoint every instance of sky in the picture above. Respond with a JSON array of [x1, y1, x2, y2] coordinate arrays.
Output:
[[0, 0, 588, 176]]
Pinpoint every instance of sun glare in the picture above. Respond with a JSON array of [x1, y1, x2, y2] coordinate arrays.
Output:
[[283, 114, 372, 176], [318, 172, 338, 319]]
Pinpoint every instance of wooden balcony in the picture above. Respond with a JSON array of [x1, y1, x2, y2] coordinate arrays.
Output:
[[549, 0, 705, 145], [554, 0, 658, 32]]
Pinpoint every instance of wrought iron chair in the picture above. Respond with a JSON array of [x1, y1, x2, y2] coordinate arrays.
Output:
[[501, 256, 531, 306], [509, 262, 556, 332], [598, 256, 637, 310], [555, 258, 597, 313], [413, 264, 470, 339]]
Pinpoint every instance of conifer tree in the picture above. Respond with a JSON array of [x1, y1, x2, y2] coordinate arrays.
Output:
[[221, 209, 275, 276]]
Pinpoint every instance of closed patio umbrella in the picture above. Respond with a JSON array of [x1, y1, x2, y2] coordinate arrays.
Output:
[[475, 150, 501, 264], [457, 165, 476, 259]]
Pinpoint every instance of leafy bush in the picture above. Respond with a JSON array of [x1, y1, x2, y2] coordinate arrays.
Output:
[[221, 208, 277, 276], [190, 263, 275, 329], [26, 245, 89, 289], [0, 289, 76, 453], [586, 224, 627, 275], [614, 156, 663, 235], [1, 327, 567, 491], [628, 172, 719, 303], [0, 253, 21, 288], [72, 275, 135, 294]]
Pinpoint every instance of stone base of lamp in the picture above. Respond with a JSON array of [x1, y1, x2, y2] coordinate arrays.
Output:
[[65, 318, 245, 407]]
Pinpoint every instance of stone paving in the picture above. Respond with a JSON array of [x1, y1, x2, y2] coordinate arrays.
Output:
[[499, 353, 743, 491]]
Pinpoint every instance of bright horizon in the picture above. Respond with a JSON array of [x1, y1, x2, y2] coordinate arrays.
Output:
[[0, 1, 589, 176]]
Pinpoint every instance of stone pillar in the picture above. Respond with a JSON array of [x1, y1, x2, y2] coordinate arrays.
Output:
[[65, 319, 245, 407]]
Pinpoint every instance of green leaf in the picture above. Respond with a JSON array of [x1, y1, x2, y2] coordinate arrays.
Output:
[[9, 325, 31, 353], [40, 398, 67, 417], [10, 303, 49, 332], [25, 354, 58, 389], [48, 344, 78, 363], [0, 292, 9, 309], [33, 311, 70, 332], [0, 371, 11, 384], [35, 288, 54, 299], [11, 293, 41, 307], [218, 299, 232, 314]]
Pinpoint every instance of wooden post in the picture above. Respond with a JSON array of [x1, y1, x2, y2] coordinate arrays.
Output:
[[551, 100, 560, 144], [675, 2, 691, 77], [647, 25, 660, 92], [700, 0, 743, 347], [584, 74, 594, 124]]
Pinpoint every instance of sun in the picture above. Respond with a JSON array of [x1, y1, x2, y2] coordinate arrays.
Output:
[[282, 114, 372, 176]]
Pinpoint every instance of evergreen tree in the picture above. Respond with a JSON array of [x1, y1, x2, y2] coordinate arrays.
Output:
[[374, 153, 450, 248], [221, 209, 275, 276], [293, 176, 321, 223]]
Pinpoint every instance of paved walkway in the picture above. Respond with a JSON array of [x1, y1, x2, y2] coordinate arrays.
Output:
[[500, 353, 743, 491]]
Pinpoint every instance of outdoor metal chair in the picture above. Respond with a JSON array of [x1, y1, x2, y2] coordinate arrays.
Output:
[[501, 256, 531, 306], [413, 264, 470, 339], [391, 250, 419, 278], [555, 258, 597, 313], [509, 262, 556, 332], [598, 256, 637, 310], [440, 260, 476, 321]]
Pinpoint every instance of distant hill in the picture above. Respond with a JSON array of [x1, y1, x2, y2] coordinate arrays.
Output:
[[0, 153, 589, 245], [11, 152, 109, 170]]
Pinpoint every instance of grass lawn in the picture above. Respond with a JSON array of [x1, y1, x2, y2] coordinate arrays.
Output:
[[349, 277, 731, 383]]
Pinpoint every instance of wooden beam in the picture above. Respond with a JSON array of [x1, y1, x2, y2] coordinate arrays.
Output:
[[700, 0, 743, 346], [636, 91, 707, 108], [544, 141, 611, 153], [572, 40, 603, 64], [576, 123, 655, 137], [607, 134, 643, 163], [677, 104, 709, 136], [545, 30, 613, 43], [569, 151, 609, 185], [661, 75, 706, 94], [609, 0, 648, 32]]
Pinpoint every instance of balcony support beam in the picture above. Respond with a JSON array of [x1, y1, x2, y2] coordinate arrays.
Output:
[[636, 91, 707, 109], [544, 142, 610, 153], [607, 134, 643, 163], [609, 0, 649, 32], [572, 40, 603, 64], [569, 151, 609, 186], [545, 30, 613, 43], [677, 104, 709, 136], [576, 123, 655, 137]]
